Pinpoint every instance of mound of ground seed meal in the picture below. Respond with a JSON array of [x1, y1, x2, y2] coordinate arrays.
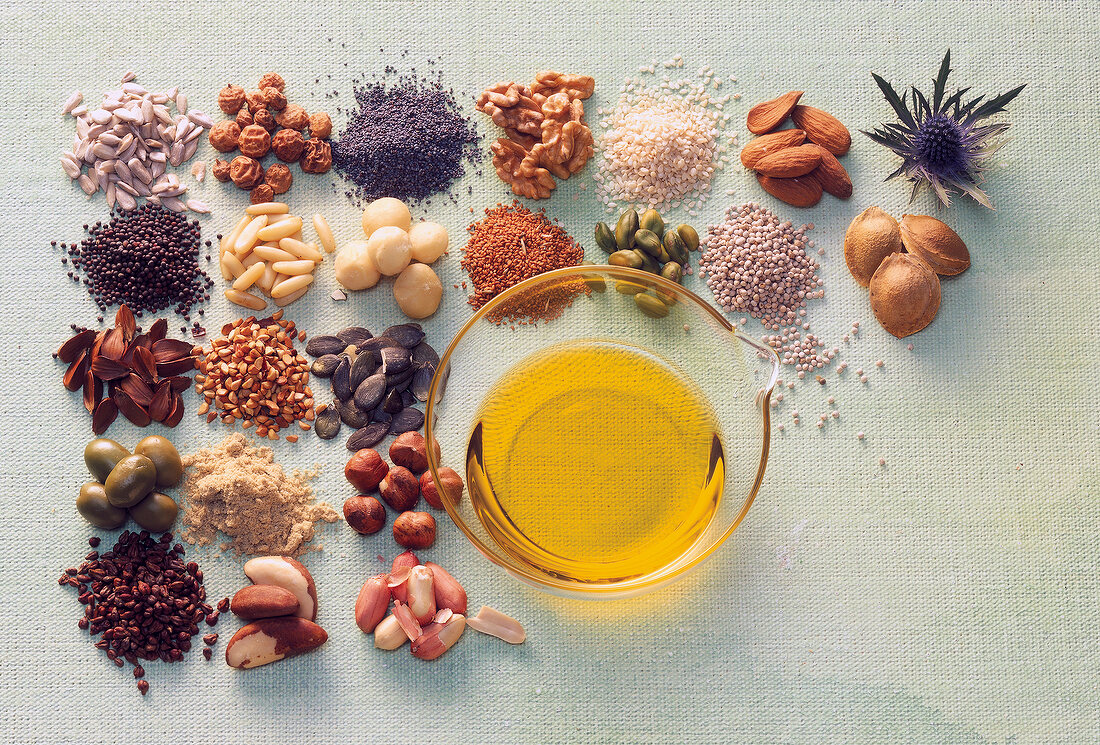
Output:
[[332, 65, 481, 204], [180, 434, 338, 556]]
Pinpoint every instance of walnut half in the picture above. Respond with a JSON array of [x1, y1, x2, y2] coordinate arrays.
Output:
[[491, 138, 555, 200]]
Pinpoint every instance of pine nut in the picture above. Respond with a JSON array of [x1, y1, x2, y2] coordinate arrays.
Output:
[[271, 260, 315, 276], [224, 289, 267, 310], [245, 201, 290, 215], [232, 261, 267, 291]]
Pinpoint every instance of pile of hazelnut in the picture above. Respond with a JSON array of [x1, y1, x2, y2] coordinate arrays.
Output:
[[210, 72, 333, 203], [342, 431, 464, 549]]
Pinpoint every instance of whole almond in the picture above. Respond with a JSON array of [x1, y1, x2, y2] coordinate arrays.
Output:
[[231, 584, 300, 620], [756, 172, 823, 208], [807, 144, 853, 199], [753, 144, 822, 178], [746, 91, 803, 135], [739, 129, 806, 169], [869, 252, 941, 338], [790, 105, 851, 155], [899, 214, 970, 276]]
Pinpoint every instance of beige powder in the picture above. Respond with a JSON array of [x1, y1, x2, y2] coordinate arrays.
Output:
[[181, 433, 339, 556]]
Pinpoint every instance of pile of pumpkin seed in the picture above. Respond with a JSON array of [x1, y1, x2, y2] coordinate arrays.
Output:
[[595, 209, 699, 318]]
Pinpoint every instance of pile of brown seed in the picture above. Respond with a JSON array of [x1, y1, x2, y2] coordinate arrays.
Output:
[[194, 310, 315, 440]]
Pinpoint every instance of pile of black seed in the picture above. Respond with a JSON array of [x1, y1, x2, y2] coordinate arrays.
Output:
[[332, 66, 481, 204], [56, 204, 213, 327]]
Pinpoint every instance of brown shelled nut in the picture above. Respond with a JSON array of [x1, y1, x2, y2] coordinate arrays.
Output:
[[249, 184, 275, 204], [271, 129, 305, 163], [253, 108, 276, 132], [390, 432, 429, 473], [262, 86, 287, 111], [276, 104, 309, 131], [229, 156, 263, 189], [264, 163, 292, 195], [209, 121, 241, 153], [393, 511, 436, 549], [380, 466, 419, 512], [245, 90, 266, 113], [345, 449, 389, 492], [218, 84, 247, 115], [238, 124, 271, 159], [343, 496, 386, 535], [299, 138, 332, 174], [309, 112, 332, 140], [419, 468, 463, 510], [258, 72, 285, 92], [235, 108, 254, 128], [212, 159, 231, 182]]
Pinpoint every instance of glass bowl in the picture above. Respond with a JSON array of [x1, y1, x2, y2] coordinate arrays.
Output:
[[425, 266, 779, 599]]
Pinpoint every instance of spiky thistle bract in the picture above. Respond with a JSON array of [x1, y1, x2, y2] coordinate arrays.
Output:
[[863, 50, 1025, 209]]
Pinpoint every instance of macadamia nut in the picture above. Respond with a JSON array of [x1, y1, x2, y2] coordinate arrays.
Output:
[[367, 226, 412, 277], [407, 221, 449, 264], [334, 240, 381, 291], [362, 197, 412, 237], [393, 263, 443, 319]]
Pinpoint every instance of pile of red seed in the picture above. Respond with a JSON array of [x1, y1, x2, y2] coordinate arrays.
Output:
[[461, 201, 586, 324], [58, 531, 225, 695]]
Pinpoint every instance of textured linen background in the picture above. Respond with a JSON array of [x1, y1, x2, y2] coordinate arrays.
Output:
[[1, 1, 1097, 743]]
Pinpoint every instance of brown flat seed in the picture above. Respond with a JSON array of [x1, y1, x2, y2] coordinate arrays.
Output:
[[100, 326, 127, 360], [91, 398, 118, 434], [147, 318, 168, 343], [57, 329, 96, 363], [113, 390, 152, 427], [90, 356, 130, 381], [132, 346, 158, 382], [149, 382, 172, 422]]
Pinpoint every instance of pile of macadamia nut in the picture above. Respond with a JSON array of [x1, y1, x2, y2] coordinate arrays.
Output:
[[334, 197, 448, 319]]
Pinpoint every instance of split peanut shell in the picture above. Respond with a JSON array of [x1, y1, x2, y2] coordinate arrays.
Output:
[[869, 253, 941, 338], [899, 214, 970, 276], [844, 206, 903, 287]]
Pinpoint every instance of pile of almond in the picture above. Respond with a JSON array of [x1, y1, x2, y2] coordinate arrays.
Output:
[[741, 91, 852, 208]]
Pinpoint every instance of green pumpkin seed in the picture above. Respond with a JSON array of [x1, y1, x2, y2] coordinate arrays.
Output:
[[663, 230, 689, 265], [634, 229, 663, 258], [609, 250, 643, 269], [615, 280, 646, 295], [595, 222, 616, 253], [634, 293, 670, 318], [615, 209, 639, 250], [676, 224, 700, 252], [660, 262, 683, 284], [639, 209, 665, 239], [636, 249, 660, 274]]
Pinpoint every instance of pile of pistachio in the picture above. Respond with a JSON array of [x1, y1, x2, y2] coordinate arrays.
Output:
[[594, 209, 699, 318]]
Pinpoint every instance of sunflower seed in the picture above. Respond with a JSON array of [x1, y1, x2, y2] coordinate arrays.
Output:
[[175, 93, 188, 114], [185, 199, 209, 214], [63, 90, 84, 114], [186, 110, 213, 128], [61, 154, 81, 179]]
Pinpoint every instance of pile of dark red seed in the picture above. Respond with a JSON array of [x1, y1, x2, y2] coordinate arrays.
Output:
[[55, 204, 213, 330], [58, 531, 226, 695], [332, 64, 481, 204]]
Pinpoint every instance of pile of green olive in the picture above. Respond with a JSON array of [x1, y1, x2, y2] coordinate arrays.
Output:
[[594, 208, 700, 318], [78, 436, 183, 532]]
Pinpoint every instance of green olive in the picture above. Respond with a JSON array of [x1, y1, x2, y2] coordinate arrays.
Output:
[[134, 435, 183, 487], [76, 482, 127, 530], [104, 454, 157, 508], [609, 250, 643, 270], [129, 491, 179, 533], [663, 230, 689, 265], [594, 222, 616, 253], [633, 229, 664, 258], [676, 224, 700, 253], [83, 439, 130, 483], [639, 209, 665, 239], [614, 209, 639, 250], [635, 293, 670, 318]]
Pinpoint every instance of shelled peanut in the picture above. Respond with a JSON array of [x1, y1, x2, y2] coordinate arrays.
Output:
[[219, 201, 337, 310]]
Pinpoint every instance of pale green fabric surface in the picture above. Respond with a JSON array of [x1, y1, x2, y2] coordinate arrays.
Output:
[[0, 1, 1097, 743]]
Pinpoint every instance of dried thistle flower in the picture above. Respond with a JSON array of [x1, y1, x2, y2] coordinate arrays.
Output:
[[863, 50, 1025, 209]]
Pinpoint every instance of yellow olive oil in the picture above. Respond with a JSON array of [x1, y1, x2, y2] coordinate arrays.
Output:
[[466, 340, 724, 583]]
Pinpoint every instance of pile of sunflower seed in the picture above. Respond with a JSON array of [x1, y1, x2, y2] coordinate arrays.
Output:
[[305, 323, 438, 450], [61, 72, 212, 213]]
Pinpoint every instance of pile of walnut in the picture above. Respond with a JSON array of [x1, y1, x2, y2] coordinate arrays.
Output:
[[209, 72, 333, 203], [475, 71, 596, 199]]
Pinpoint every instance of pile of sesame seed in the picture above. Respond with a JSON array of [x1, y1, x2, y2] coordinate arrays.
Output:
[[594, 57, 735, 214]]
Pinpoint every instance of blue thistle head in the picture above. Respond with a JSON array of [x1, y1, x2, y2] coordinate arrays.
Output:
[[862, 51, 1025, 209]]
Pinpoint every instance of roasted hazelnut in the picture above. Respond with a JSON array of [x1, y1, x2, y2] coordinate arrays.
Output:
[[250, 184, 275, 204], [379, 465, 419, 512], [208, 120, 241, 153], [235, 107, 254, 128], [237, 124, 271, 159], [229, 155, 263, 189], [419, 467, 464, 510], [343, 495, 386, 535], [389, 432, 429, 473], [218, 84, 247, 115], [345, 449, 388, 492], [258, 72, 286, 92], [271, 128, 305, 163], [261, 86, 287, 111], [264, 163, 293, 195], [309, 111, 333, 140], [245, 89, 266, 113], [211, 158, 232, 182], [393, 511, 436, 549], [253, 108, 276, 132], [299, 137, 332, 174], [275, 104, 309, 131]]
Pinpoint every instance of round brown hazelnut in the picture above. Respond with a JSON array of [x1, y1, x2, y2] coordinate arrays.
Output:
[[237, 124, 271, 159], [271, 129, 305, 163], [258, 72, 286, 92], [235, 107, 254, 128], [343, 496, 386, 535], [379, 466, 419, 512], [261, 86, 287, 111], [208, 120, 240, 153], [218, 84, 247, 115], [253, 108, 276, 132], [245, 90, 266, 113], [393, 511, 436, 549], [211, 159, 232, 182], [419, 467, 464, 510], [389, 432, 429, 473], [250, 184, 275, 204], [309, 111, 333, 140], [299, 137, 332, 174], [276, 104, 309, 131], [229, 156, 263, 189], [345, 449, 388, 492], [264, 163, 293, 195]]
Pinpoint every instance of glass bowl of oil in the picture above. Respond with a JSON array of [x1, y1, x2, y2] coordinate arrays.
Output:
[[425, 265, 779, 599]]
